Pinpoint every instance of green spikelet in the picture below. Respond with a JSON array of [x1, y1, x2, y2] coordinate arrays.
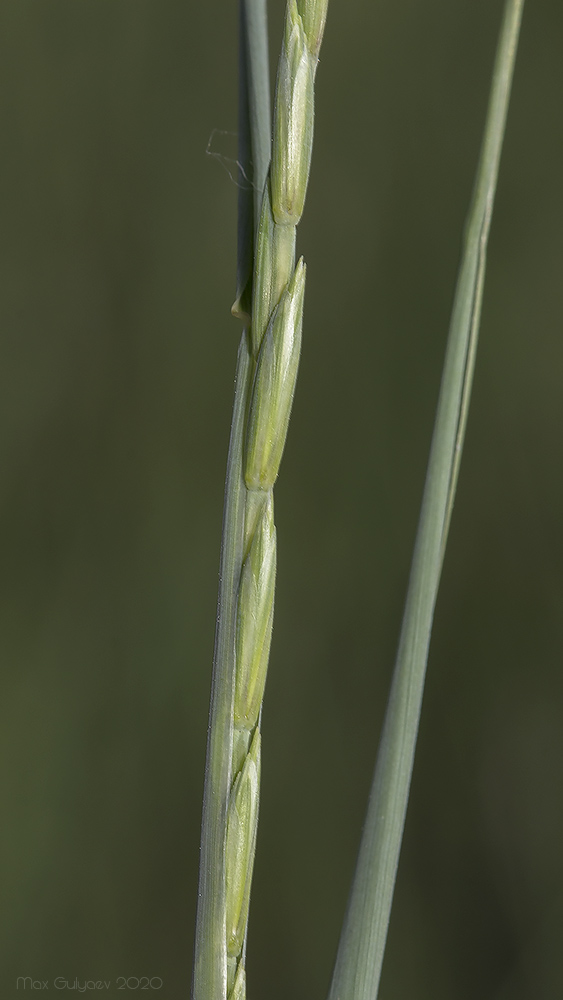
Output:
[[297, 0, 329, 58], [271, 1, 315, 226], [225, 729, 261, 959], [235, 495, 277, 729], [245, 258, 306, 490]]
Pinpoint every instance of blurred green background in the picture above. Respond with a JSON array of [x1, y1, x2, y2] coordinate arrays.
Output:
[[1, 1, 562, 997]]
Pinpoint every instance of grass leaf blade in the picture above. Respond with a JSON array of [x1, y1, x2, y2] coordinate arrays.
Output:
[[327, 4, 525, 999]]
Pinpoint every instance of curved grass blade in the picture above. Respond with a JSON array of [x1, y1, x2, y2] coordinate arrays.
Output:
[[327, 3, 525, 999]]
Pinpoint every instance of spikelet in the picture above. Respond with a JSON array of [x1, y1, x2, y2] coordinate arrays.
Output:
[[251, 181, 297, 356], [225, 729, 261, 958], [297, 0, 329, 59], [235, 495, 277, 729], [271, 1, 315, 226], [245, 258, 306, 490], [229, 962, 246, 1000]]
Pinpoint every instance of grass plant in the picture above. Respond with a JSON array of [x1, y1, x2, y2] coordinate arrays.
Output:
[[194, 1, 525, 998], [327, 3, 525, 997], [193, 3, 328, 999]]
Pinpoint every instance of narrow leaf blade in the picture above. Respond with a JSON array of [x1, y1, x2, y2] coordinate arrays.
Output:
[[327, 4, 525, 998]]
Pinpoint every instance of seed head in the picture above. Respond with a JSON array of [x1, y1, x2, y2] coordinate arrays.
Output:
[[234, 495, 276, 729], [271, 1, 314, 226], [229, 963, 246, 1000], [225, 730, 261, 958], [297, 0, 329, 59], [251, 182, 296, 356], [245, 258, 306, 490]]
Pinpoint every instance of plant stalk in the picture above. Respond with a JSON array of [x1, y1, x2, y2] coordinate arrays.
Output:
[[192, 4, 270, 1000], [327, 3, 525, 998]]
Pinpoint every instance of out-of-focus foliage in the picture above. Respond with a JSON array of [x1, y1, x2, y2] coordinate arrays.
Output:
[[1, 2, 562, 998]]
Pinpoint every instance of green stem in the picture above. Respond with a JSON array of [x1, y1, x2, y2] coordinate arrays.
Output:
[[193, 338, 252, 1000], [327, 3, 525, 999], [234, 1, 271, 322], [242, 0, 271, 227], [192, 3, 271, 999]]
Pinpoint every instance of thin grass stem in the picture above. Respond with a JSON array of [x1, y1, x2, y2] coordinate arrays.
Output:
[[192, 4, 270, 999], [327, 3, 525, 998]]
